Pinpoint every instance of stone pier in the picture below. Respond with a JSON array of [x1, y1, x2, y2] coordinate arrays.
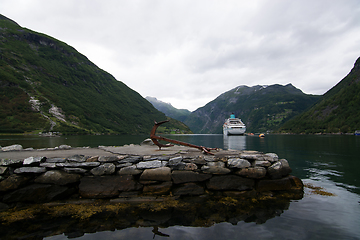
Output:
[[0, 142, 303, 209]]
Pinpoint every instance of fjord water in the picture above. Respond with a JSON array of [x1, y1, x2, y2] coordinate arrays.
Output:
[[1, 134, 360, 239]]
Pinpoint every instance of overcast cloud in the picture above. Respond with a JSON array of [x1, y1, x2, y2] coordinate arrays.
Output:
[[2, 0, 360, 111]]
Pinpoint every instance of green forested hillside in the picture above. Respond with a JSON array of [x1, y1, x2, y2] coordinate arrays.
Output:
[[0, 14, 190, 135], [280, 57, 360, 134], [184, 84, 320, 133]]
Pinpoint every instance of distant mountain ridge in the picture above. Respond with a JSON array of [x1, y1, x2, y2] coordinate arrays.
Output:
[[280, 56, 360, 134], [146, 96, 191, 122], [0, 14, 191, 134], [184, 84, 321, 133]]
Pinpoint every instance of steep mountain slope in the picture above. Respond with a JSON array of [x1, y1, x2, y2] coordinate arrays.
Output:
[[280, 56, 360, 134], [146, 96, 191, 122], [0, 14, 185, 134], [184, 84, 320, 133]]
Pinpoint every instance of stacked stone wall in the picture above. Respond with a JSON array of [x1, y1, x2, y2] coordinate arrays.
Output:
[[0, 146, 303, 209]]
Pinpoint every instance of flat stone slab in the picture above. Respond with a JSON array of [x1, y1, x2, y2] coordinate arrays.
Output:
[[0, 145, 209, 160]]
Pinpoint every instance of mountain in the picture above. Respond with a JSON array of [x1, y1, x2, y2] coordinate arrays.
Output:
[[280, 56, 360, 134], [0, 14, 191, 135], [184, 84, 320, 133], [146, 96, 191, 122]]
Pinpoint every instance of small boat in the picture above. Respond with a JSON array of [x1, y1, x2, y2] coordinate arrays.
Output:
[[223, 113, 246, 135], [355, 130, 360, 136], [259, 133, 265, 138]]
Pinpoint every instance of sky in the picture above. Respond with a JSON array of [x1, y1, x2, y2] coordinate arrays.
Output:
[[2, 0, 360, 111]]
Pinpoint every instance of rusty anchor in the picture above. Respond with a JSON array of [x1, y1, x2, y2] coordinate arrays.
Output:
[[150, 120, 218, 155]]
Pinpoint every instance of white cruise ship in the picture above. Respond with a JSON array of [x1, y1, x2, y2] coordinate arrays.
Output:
[[223, 113, 246, 135]]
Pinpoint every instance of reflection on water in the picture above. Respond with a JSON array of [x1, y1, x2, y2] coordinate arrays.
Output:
[[1, 194, 302, 240], [223, 135, 246, 150]]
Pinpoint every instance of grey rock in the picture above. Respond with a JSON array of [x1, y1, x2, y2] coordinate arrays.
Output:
[[63, 168, 88, 174], [0, 159, 23, 166], [118, 165, 143, 175], [204, 156, 216, 162], [168, 156, 183, 166], [136, 160, 165, 169], [267, 159, 292, 179], [23, 147, 34, 151], [0, 166, 7, 175], [79, 175, 140, 198], [235, 167, 267, 179], [14, 167, 46, 174], [140, 138, 155, 145], [201, 166, 231, 174], [0, 175, 31, 192], [45, 157, 66, 163], [35, 170, 81, 185], [39, 162, 57, 168], [171, 170, 211, 184], [140, 167, 171, 182], [67, 155, 86, 162], [3, 184, 72, 203], [1, 144, 23, 151], [240, 152, 264, 161], [118, 156, 143, 164], [265, 153, 279, 162], [253, 160, 271, 167], [115, 162, 132, 168], [90, 163, 116, 176], [56, 162, 100, 168], [173, 183, 204, 196], [169, 162, 187, 170], [207, 175, 254, 191], [23, 156, 45, 165], [58, 145, 71, 149], [158, 156, 170, 161], [184, 157, 206, 165], [98, 156, 120, 163], [227, 158, 251, 168], [201, 161, 231, 174]]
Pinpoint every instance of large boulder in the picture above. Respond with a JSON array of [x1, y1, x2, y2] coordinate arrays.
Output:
[[171, 171, 211, 184], [3, 184, 72, 203], [0, 175, 31, 192], [79, 175, 141, 198], [140, 167, 171, 182], [227, 158, 251, 168], [1, 144, 23, 151], [34, 170, 81, 185], [267, 159, 292, 179], [173, 183, 205, 196], [90, 163, 116, 176], [143, 181, 172, 195], [118, 165, 142, 175], [201, 161, 231, 174], [257, 176, 293, 191], [235, 167, 267, 179], [23, 156, 46, 165], [207, 175, 254, 191]]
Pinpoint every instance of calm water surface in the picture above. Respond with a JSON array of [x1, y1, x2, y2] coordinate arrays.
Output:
[[1, 134, 360, 240]]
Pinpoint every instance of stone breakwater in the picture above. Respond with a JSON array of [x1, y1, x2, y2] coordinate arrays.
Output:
[[0, 144, 303, 209]]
